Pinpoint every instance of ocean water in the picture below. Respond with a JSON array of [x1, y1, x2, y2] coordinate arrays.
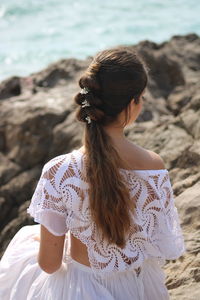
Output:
[[0, 0, 200, 81]]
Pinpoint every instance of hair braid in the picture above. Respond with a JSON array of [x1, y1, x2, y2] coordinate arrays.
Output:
[[73, 47, 148, 248]]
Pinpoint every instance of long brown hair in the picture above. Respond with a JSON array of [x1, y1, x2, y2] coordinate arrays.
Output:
[[74, 47, 148, 248]]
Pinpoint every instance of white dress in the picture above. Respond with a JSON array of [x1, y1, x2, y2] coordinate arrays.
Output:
[[0, 149, 186, 300]]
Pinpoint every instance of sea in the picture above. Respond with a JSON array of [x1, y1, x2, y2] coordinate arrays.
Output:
[[0, 0, 200, 81]]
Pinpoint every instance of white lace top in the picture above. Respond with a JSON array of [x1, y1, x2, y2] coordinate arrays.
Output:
[[27, 148, 186, 277]]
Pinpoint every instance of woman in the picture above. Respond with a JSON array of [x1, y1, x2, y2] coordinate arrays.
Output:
[[0, 48, 185, 299]]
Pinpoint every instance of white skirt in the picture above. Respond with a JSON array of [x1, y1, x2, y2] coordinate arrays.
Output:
[[0, 225, 170, 300]]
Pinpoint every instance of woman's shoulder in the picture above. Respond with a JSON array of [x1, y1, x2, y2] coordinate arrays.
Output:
[[42, 153, 71, 172], [129, 143, 166, 171], [42, 149, 85, 181], [41, 149, 81, 178], [145, 149, 165, 170]]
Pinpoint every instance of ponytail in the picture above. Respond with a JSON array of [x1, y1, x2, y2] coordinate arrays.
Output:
[[74, 47, 148, 248], [85, 122, 135, 247]]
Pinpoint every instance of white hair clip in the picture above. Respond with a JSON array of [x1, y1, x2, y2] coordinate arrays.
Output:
[[80, 87, 90, 94], [81, 99, 90, 108], [85, 116, 91, 124]]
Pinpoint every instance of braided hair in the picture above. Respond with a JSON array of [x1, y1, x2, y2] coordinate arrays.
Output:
[[74, 47, 148, 248]]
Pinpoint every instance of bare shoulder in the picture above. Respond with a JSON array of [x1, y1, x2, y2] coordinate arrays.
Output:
[[146, 149, 165, 170], [130, 143, 166, 170]]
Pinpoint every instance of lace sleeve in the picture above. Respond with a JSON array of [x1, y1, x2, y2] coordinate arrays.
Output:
[[155, 174, 186, 259], [27, 155, 68, 236]]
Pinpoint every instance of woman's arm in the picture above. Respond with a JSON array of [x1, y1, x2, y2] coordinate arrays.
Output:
[[38, 225, 65, 274]]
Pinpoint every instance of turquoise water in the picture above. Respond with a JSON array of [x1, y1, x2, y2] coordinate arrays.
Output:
[[0, 0, 200, 81]]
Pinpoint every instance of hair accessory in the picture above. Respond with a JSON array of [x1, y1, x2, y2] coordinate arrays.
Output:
[[85, 116, 92, 124], [81, 99, 90, 108], [80, 87, 90, 94]]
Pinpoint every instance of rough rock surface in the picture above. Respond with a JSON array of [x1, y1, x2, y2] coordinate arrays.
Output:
[[0, 33, 200, 299]]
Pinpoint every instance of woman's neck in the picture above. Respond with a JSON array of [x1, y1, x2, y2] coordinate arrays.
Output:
[[80, 125, 132, 154], [103, 124, 126, 141]]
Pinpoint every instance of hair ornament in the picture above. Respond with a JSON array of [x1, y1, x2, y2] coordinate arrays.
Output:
[[81, 99, 90, 108], [80, 87, 90, 94], [85, 116, 92, 124]]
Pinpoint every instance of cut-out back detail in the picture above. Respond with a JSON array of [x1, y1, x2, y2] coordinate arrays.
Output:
[[27, 149, 186, 278]]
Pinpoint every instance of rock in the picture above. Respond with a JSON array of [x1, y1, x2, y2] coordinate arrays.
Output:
[[174, 181, 200, 232], [180, 109, 200, 139], [0, 152, 21, 186], [0, 76, 21, 100], [0, 166, 41, 206], [164, 182, 200, 299], [0, 93, 70, 168], [161, 33, 200, 85], [49, 111, 84, 158], [173, 172, 200, 196], [0, 202, 34, 257], [135, 41, 185, 99], [0, 197, 10, 230], [31, 57, 92, 88], [167, 85, 192, 114], [0, 166, 42, 231], [128, 119, 194, 170]]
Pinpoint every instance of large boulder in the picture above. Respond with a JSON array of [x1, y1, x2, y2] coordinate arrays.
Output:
[[164, 182, 200, 300]]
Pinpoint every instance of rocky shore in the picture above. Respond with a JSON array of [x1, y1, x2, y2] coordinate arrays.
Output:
[[0, 33, 200, 299]]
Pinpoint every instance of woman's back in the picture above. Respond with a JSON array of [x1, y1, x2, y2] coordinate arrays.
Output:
[[69, 143, 166, 268], [27, 147, 185, 274]]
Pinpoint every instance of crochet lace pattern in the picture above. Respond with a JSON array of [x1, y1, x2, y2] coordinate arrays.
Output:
[[27, 149, 185, 278]]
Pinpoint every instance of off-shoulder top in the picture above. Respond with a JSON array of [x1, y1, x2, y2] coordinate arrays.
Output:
[[27, 148, 186, 277]]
